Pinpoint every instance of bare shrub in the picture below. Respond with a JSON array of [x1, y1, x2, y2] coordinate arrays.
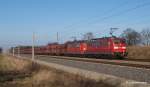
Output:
[[127, 46, 150, 59]]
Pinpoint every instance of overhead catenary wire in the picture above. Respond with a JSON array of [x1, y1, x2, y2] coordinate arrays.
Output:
[[62, 1, 150, 33], [89, 1, 150, 25], [63, 0, 132, 30]]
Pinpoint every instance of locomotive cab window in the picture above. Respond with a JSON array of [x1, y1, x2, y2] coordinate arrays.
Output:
[[113, 39, 121, 44]]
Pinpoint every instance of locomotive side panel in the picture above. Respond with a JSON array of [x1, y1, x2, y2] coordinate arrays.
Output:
[[66, 42, 81, 55], [83, 38, 112, 55]]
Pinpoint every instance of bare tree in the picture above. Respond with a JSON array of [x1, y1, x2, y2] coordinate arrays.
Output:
[[120, 28, 141, 46], [83, 32, 94, 40], [141, 28, 150, 46]]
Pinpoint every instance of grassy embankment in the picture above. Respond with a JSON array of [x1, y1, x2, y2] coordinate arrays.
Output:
[[127, 46, 150, 60], [0, 55, 115, 87]]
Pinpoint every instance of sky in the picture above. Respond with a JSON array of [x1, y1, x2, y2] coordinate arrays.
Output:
[[0, 0, 150, 49]]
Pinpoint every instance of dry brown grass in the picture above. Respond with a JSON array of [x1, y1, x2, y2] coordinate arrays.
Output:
[[0, 55, 115, 87], [0, 55, 31, 72], [127, 46, 150, 59], [27, 69, 113, 87]]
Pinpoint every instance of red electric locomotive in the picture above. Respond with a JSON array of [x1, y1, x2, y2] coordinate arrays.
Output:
[[65, 37, 127, 58]]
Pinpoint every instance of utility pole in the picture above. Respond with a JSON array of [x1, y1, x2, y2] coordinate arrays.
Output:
[[32, 33, 35, 61], [18, 46, 20, 57], [57, 32, 59, 43], [13, 47, 15, 56]]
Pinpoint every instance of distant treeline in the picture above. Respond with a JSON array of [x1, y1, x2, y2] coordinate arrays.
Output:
[[120, 28, 150, 46]]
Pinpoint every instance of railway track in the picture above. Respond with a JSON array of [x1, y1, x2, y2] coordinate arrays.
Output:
[[35, 55, 150, 69], [21, 54, 150, 69], [18, 54, 150, 83]]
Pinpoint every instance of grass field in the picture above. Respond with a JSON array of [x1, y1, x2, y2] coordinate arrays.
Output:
[[127, 46, 150, 60], [0, 55, 115, 87]]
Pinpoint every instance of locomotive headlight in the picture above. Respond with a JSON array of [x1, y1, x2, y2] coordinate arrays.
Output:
[[122, 47, 126, 49], [114, 46, 119, 49], [83, 47, 86, 51]]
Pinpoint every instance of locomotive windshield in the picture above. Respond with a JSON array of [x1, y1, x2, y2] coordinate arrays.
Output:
[[113, 39, 126, 44], [114, 40, 120, 44]]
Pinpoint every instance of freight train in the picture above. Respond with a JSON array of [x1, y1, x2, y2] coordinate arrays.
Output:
[[10, 37, 128, 58]]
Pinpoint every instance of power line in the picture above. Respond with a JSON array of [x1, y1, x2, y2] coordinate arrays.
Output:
[[62, 1, 150, 32], [89, 1, 150, 25], [123, 18, 150, 29], [63, 0, 132, 30], [111, 13, 150, 28]]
